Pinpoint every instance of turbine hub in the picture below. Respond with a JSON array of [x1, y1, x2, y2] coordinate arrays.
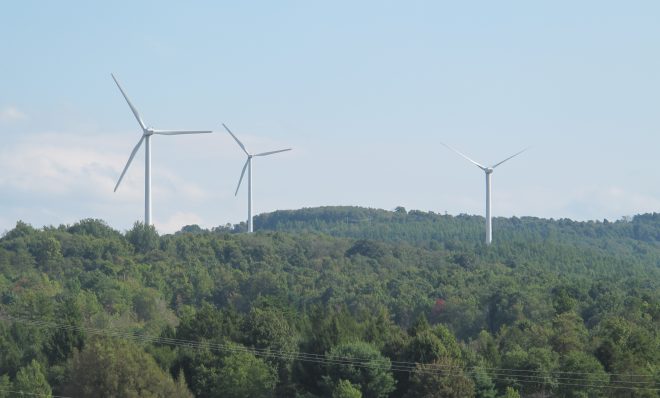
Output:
[[144, 128, 154, 136], [485, 168, 493, 174]]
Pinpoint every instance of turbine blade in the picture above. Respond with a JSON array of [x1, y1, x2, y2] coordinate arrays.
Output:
[[235, 159, 249, 196], [222, 123, 249, 155], [152, 130, 213, 135], [254, 148, 292, 157], [441, 142, 487, 170], [111, 74, 146, 131], [491, 147, 530, 169], [114, 135, 145, 192]]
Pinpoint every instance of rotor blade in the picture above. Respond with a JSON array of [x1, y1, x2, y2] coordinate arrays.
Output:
[[491, 147, 530, 169], [111, 74, 146, 131], [152, 130, 213, 135], [254, 148, 292, 157], [222, 123, 249, 155], [114, 135, 145, 192], [234, 159, 249, 196], [441, 142, 487, 170]]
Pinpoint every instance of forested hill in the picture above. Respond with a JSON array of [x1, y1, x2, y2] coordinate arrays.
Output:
[[253, 205, 660, 250], [0, 214, 658, 397]]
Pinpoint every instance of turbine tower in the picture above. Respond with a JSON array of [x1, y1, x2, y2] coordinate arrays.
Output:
[[111, 74, 212, 226], [442, 143, 528, 245], [223, 123, 291, 233]]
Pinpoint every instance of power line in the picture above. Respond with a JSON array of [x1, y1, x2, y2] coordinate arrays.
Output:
[[0, 387, 72, 398], [1, 314, 658, 392]]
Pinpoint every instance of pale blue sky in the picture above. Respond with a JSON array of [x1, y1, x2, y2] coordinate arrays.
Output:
[[1, 1, 659, 232]]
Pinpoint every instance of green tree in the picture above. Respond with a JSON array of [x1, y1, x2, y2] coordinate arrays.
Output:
[[499, 387, 520, 398], [500, 346, 559, 395], [557, 351, 609, 398], [0, 374, 10, 398], [242, 307, 298, 395], [324, 341, 395, 398], [126, 221, 160, 253], [550, 311, 587, 354], [3, 221, 36, 240], [404, 357, 475, 398], [472, 367, 497, 398], [28, 235, 62, 271], [212, 348, 278, 398], [14, 360, 52, 397], [297, 306, 362, 395], [333, 379, 362, 398], [64, 337, 193, 397]]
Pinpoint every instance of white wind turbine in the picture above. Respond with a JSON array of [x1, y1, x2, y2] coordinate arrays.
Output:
[[442, 143, 528, 245], [111, 74, 212, 226], [223, 123, 291, 233]]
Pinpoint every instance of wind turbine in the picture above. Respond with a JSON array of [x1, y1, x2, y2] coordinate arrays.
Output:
[[223, 123, 291, 233], [442, 143, 528, 245], [111, 73, 212, 226]]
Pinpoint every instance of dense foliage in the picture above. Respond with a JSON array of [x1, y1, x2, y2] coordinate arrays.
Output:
[[0, 207, 658, 397]]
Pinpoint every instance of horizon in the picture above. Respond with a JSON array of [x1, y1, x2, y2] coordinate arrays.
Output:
[[0, 204, 651, 236]]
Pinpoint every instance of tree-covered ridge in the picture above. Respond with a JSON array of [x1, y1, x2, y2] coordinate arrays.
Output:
[[254, 205, 660, 247], [0, 215, 657, 397]]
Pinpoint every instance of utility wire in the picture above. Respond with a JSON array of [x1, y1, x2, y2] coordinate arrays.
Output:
[[0, 387, 72, 397], [1, 314, 658, 392], [3, 314, 657, 390]]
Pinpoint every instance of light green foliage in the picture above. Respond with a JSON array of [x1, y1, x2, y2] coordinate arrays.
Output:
[[63, 337, 193, 397], [500, 387, 520, 398], [14, 359, 52, 397], [332, 379, 362, 398], [212, 347, 278, 398], [0, 374, 10, 398]]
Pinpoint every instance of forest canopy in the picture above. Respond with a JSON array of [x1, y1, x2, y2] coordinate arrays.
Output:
[[0, 207, 658, 397]]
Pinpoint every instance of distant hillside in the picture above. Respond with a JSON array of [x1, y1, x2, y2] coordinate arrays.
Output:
[[252, 205, 660, 251]]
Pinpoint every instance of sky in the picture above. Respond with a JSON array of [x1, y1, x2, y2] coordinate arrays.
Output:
[[1, 1, 659, 233]]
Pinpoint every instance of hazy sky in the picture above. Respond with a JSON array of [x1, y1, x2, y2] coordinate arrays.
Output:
[[1, 1, 659, 233]]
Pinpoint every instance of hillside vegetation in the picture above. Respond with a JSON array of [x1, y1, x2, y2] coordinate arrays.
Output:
[[0, 207, 658, 397]]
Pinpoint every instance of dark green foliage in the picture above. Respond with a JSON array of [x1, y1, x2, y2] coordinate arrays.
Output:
[[346, 240, 387, 259], [323, 341, 396, 398], [557, 351, 608, 398], [0, 208, 658, 397], [404, 358, 475, 398], [126, 221, 160, 253]]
